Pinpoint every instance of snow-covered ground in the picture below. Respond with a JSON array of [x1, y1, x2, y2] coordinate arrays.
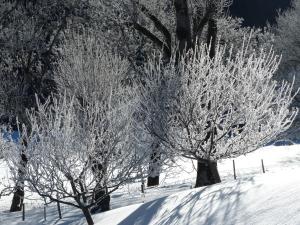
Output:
[[1, 144, 300, 224], [98, 169, 300, 225]]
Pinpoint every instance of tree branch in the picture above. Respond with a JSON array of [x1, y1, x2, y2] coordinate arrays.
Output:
[[193, 10, 210, 42], [133, 22, 171, 57], [136, 2, 172, 50]]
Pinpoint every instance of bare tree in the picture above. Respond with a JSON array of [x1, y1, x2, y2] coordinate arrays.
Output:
[[274, 0, 300, 141], [0, 0, 94, 211], [139, 41, 298, 187], [3, 91, 144, 225], [95, 0, 277, 187], [275, 0, 300, 69], [54, 30, 133, 211]]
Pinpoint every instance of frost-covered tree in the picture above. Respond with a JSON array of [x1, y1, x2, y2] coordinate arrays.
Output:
[[92, 0, 274, 187], [139, 41, 298, 187], [275, 0, 300, 70], [274, 0, 300, 140], [0, 0, 95, 211], [54, 30, 132, 210], [217, 16, 275, 54], [55, 30, 130, 104], [121, 0, 232, 186], [104, 0, 275, 186], [3, 91, 144, 225], [0, 0, 93, 124], [96, 0, 232, 56]]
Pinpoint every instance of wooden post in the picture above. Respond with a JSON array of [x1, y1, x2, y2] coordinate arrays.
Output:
[[57, 201, 62, 219], [44, 205, 46, 221], [261, 159, 265, 173], [22, 203, 25, 221], [233, 160, 237, 180], [141, 182, 145, 193]]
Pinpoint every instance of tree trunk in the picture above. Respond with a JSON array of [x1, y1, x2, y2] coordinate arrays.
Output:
[[90, 189, 110, 214], [82, 207, 94, 225], [10, 151, 27, 212], [195, 160, 221, 188], [174, 0, 192, 54], [10, 187, 24, 212], [147, 142, 161, 187], [194, 2, 219, 189], [206, 18, 218, 59], [147, 175, 159, 187], [91, 160, 110, 213]]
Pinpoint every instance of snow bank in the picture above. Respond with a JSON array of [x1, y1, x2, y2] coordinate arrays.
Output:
[[97, 168, 300, 225], [1, 144, 300, 224]]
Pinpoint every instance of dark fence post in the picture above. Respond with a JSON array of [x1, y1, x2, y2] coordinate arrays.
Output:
[[261, 159, 265, 173], [233, 160, 237, 180], [22, 203, 25, 221], [57, 202, 62, 219], [141, 182, 145, 193], [44, 205, 47, 221]]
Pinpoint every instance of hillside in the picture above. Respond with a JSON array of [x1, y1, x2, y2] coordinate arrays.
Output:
[[1, 144, 300, 224], [97, 168, 300, 225]]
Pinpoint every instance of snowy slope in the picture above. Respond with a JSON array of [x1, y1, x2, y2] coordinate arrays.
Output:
[[1, 144, 300, 225], [97, 169, 300, 225]]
